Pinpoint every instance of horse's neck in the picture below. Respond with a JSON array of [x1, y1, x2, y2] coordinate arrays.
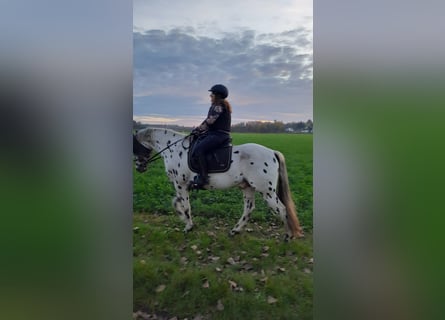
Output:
[[153, 129, 184, 150]]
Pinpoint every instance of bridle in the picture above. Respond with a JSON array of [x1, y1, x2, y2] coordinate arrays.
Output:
[[135, 133, 194, 167]]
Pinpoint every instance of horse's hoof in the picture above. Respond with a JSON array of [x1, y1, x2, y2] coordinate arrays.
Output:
[[183, 225, 193, 233], [283, 234, 293, 242]]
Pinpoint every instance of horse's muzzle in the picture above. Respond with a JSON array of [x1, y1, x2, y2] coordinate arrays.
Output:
[[134, 156, 149, 173]]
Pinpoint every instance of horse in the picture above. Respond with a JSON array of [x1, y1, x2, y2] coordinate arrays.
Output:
[[133, 127, 304, 241]]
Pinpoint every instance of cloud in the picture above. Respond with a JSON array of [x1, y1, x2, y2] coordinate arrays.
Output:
[[133, 0, 312, 37], [133, 27, 312, 124]]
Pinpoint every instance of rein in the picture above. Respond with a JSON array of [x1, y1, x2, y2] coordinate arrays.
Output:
[[145, 134, 193, 164]]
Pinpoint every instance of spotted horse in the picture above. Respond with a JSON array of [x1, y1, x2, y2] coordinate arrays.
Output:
[[133, 127, 304, 241]]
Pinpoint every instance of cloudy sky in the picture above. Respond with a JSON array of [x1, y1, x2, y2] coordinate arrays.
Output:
[[133, 0, 312, 126]]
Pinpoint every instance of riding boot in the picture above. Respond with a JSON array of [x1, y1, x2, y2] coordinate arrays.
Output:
[[195, 154, 209, 188]]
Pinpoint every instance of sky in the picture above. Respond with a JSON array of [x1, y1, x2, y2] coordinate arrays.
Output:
[[133, 0, 312, 127]]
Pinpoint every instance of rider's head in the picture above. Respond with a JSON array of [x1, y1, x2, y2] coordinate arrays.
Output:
[[209, 84, 228, 99]]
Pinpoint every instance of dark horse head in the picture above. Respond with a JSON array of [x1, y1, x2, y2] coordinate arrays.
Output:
[[133, 134, 152, 173]]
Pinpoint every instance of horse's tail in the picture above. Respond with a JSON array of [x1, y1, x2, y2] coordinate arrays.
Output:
[[274, 151, 304, 238]]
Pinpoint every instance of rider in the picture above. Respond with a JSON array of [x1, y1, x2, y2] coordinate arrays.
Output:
[[191, 84, 232, 189]]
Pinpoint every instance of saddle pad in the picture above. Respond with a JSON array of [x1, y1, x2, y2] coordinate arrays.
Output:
[[188, 146, 233, 174]]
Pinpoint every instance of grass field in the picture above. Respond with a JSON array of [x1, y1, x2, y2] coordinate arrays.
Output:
[[133, 133, 313, 320]]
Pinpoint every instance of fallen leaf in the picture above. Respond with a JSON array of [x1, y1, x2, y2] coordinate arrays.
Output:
[[181, 290, 190, 297], [277, 267, 286, 272], [228, 280, 237, 289], [262, 246, 269, 252], [202, 280, 210, 288], [155, 284, 166, 293], [243, 264, 254, 271], [227, 257, 236, 265], [267, 296, 278, 304], [191, 245, 198, 251], [304, 268, 312, 274], [215, 267, 222, 272], [309, 257, 314, 264], [260, 277, 268, 283], [217, 299, 224, 311]]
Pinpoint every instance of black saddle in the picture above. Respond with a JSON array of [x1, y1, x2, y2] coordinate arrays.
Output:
[[188, 137, 233, 174]]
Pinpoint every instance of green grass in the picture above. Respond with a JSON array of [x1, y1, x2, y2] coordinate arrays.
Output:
[[133, 133, 313, 319]]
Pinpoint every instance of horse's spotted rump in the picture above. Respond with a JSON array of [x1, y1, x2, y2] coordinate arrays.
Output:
[[179, 151, 183, 158], [263, 169, 267, 173], [264, 162, 268, 167], [234, 151, 239, 154], [250, 162, 254, 165]]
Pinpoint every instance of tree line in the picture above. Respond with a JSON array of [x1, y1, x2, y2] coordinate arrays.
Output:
[[231, 120, 313, 133], [133, 119, 313, 133]]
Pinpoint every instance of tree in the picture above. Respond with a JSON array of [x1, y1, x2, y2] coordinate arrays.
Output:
[[305, 119, 313, 133]]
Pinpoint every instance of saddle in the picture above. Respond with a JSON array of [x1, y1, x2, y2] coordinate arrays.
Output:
[[188, 136, 233, 174]]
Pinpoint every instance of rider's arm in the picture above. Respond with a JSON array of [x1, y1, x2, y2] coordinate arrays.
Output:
[[197, 105, 223, 131]]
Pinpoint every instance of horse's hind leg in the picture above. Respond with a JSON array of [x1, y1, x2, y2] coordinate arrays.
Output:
[[263, 192, 292, 241], [230, 186, 255, 236], [173, 189, 193, 232]]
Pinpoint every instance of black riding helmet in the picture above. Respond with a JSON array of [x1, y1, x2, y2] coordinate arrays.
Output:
[[208, 84, 228, 99]]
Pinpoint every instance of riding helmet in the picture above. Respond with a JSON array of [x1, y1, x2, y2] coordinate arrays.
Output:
[[208, 84, 228, 99]]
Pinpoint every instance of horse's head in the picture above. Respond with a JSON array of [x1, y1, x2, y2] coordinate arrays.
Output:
[[133, 134, 152, 173]]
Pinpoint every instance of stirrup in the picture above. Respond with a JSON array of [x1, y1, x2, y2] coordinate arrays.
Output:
[[189, 175, 208, 190]]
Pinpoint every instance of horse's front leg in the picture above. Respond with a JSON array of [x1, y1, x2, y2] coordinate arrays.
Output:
[[172, 187, 193, 232], [230, 186, 255, 236]]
